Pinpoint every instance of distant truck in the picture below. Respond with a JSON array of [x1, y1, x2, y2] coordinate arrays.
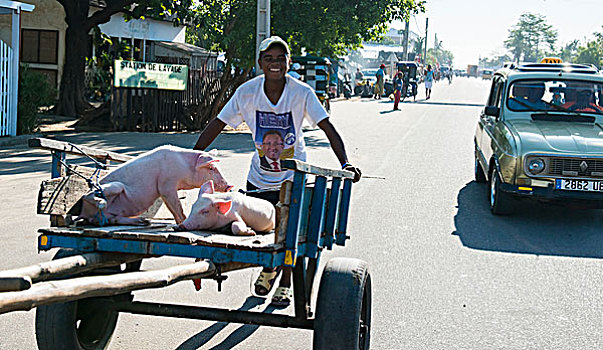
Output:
[[467, 65, 478, 78]]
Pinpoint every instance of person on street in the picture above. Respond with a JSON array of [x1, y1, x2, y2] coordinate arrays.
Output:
[[374, 63, 385, 99], [355, 68, 364, 81], [393, 71, 403, 110], [193, 36, 361, 307], [425, 65, 434, 100]]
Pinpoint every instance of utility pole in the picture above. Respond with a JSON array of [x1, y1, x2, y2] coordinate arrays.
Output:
[[255, 0, 270, 75], [423, 18, 428, 65], [402, 19, 410, 61]]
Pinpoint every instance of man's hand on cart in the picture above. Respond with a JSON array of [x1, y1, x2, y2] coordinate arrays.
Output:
[[343, 163, 362, 183]]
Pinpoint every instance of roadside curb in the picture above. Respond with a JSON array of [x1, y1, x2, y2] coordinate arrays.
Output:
[[0, 134, 41, 147]]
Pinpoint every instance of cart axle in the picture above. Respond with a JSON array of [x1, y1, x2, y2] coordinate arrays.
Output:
[[114, 301, 314, 330]]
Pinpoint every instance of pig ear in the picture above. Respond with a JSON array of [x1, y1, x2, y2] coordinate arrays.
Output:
[[198, 180, 215, 196], [214, 200, 232, 215], [196, 155, 219, 168]]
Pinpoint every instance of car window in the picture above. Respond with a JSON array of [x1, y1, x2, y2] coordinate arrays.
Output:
[[507, 79, 603, 115], [486, 77, 503, 107]]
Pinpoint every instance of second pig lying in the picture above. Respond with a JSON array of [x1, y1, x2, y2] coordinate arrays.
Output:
[[179, 180, 275, 235]]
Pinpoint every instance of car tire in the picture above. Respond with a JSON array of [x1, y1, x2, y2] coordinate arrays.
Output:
[[489, 168, 513, 215], [474, 150, 487, 183]]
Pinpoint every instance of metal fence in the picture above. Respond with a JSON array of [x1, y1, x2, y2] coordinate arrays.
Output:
[[0, 39, 15, 136]]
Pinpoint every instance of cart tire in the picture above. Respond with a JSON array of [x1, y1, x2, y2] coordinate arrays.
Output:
[[313, 258, 371, 350], [35, 249, 140, 350]]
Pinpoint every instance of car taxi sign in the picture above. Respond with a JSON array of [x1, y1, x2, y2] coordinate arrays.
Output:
[[541, 57, 563, 64]]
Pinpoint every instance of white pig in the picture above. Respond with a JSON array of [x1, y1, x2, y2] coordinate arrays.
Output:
[[78, 145, 232, 226], [179, 180, 275, 236]]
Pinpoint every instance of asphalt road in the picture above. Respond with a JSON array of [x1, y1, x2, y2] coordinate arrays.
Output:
[[2, 76, 603, 349]]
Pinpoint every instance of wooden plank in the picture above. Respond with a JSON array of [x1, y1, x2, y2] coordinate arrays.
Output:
[[275, 181, 292, 244], [40, 225, 282, 252], [282, 159, 354, 179], [38, 176, 91, 216], [38, 175, 166, 219], [28, 138, 133, 163], [0, 252, 143, 290], [0, 261, 215, 315], [0, 277, 32, 293]]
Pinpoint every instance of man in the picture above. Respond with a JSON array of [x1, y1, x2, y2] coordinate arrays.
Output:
[[374, 63, 385, 99], [393, 71, 403, 111], [193, 36, 361, 307], [259, 130, 286, 172]]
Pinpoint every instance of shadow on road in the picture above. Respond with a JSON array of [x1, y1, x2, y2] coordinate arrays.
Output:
[[412, 101, 484, 107], [453, 181, 603, 259], [176, 296, 281, 350]]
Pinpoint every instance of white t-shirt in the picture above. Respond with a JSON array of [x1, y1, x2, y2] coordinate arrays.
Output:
[[218, 75, 329, 189]]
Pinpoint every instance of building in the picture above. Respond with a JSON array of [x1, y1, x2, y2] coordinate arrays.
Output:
[[0, 0, 187, 90]]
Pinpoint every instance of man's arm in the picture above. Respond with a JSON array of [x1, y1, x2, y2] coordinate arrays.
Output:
[[317, 118, 362, 182], [193, 119, 227, 150]]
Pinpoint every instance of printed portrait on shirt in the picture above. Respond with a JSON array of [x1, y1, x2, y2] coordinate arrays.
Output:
[[255, 111, 296, 172]]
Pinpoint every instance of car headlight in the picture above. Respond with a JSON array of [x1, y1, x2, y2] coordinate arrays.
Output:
[[528, 158, 545, 175]]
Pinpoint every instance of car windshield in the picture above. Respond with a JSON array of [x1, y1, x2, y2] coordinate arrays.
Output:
[[483, 70, 493, 74], [507, 79, 603, 115], [361, 69, 378, 77]]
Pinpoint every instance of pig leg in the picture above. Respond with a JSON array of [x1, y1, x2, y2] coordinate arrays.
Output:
[[159, 189, 186, 224], [231, 216, 256, 236]]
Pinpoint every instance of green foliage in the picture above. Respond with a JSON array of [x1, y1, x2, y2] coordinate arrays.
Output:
[[17, 66, 56, 135], [504, 13, 558, 62], [86, 28, 133, 101], [186, 0, 425, 69], [575, 39, 603, 68], [273, 0, 425, 57]]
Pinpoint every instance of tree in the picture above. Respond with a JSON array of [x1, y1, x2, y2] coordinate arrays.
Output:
[[557, 40, 579, 63], [504, 13, 557, 62], [184, 0, 426, 128], [54, 0, 197, 119], [271, 0, 425, 57]]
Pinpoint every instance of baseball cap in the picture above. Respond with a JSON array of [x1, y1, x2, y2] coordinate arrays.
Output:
[[259, 36, 290, 55]]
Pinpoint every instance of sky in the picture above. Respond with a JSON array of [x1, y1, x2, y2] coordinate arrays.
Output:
[[391, 0, 603, 68]]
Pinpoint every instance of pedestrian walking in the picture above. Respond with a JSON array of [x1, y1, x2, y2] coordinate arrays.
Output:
[[425, 64, 433, 100], [393, 71, 403, 110], [374, 64, 385, 99]]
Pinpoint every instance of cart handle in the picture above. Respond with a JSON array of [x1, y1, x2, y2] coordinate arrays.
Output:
[[282, 159, 354, 179]]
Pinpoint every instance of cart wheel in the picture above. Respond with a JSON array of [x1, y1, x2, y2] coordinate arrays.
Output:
[[313, 258, 371, 350], [35, 249, 140, 350]]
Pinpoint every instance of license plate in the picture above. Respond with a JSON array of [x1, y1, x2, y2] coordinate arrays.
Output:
[[555, 179, 603, 192]]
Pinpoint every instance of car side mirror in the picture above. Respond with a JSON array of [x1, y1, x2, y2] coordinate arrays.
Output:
[[484, 106, 500, 117]]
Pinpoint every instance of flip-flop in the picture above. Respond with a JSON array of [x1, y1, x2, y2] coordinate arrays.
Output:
[[271, 286, 292, 307], [254, 267, 281, 296]]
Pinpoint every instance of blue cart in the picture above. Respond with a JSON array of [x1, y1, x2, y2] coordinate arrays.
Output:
[[0, 138, 371, 350]]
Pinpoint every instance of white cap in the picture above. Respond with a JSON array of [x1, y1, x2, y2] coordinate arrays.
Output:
[[259, 36, 290, 55]]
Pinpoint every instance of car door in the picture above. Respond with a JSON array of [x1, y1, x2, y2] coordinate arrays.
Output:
[[477, 76, 504, 172]]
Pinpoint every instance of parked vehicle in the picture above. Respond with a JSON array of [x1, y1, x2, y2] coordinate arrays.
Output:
[[474, 61, 603, 214], [396, 61, 419, 101], [292, 56, 331, 111], [467, 64, 478, 78], [482, 69, 493, 80]]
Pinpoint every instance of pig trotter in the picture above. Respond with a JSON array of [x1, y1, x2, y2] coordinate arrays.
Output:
[[231, 221, 256, 236]]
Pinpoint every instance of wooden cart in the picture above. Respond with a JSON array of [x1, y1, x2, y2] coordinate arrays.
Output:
[[0, 138, 371, 349]]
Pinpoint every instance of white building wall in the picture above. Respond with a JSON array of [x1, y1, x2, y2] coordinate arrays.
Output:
[[97, 13, 185, 43]]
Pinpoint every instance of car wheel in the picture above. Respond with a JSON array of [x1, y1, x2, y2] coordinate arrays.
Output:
[[489, 168, 513, 215], [474, 151, 487, 183]]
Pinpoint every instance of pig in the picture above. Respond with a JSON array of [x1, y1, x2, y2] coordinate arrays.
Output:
[[78, 145, 233, 226], [179, 180, 275, 236]]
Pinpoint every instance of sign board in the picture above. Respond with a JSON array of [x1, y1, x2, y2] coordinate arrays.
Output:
[[541, 57, 563, 64], [113, 60, 188, 90]]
